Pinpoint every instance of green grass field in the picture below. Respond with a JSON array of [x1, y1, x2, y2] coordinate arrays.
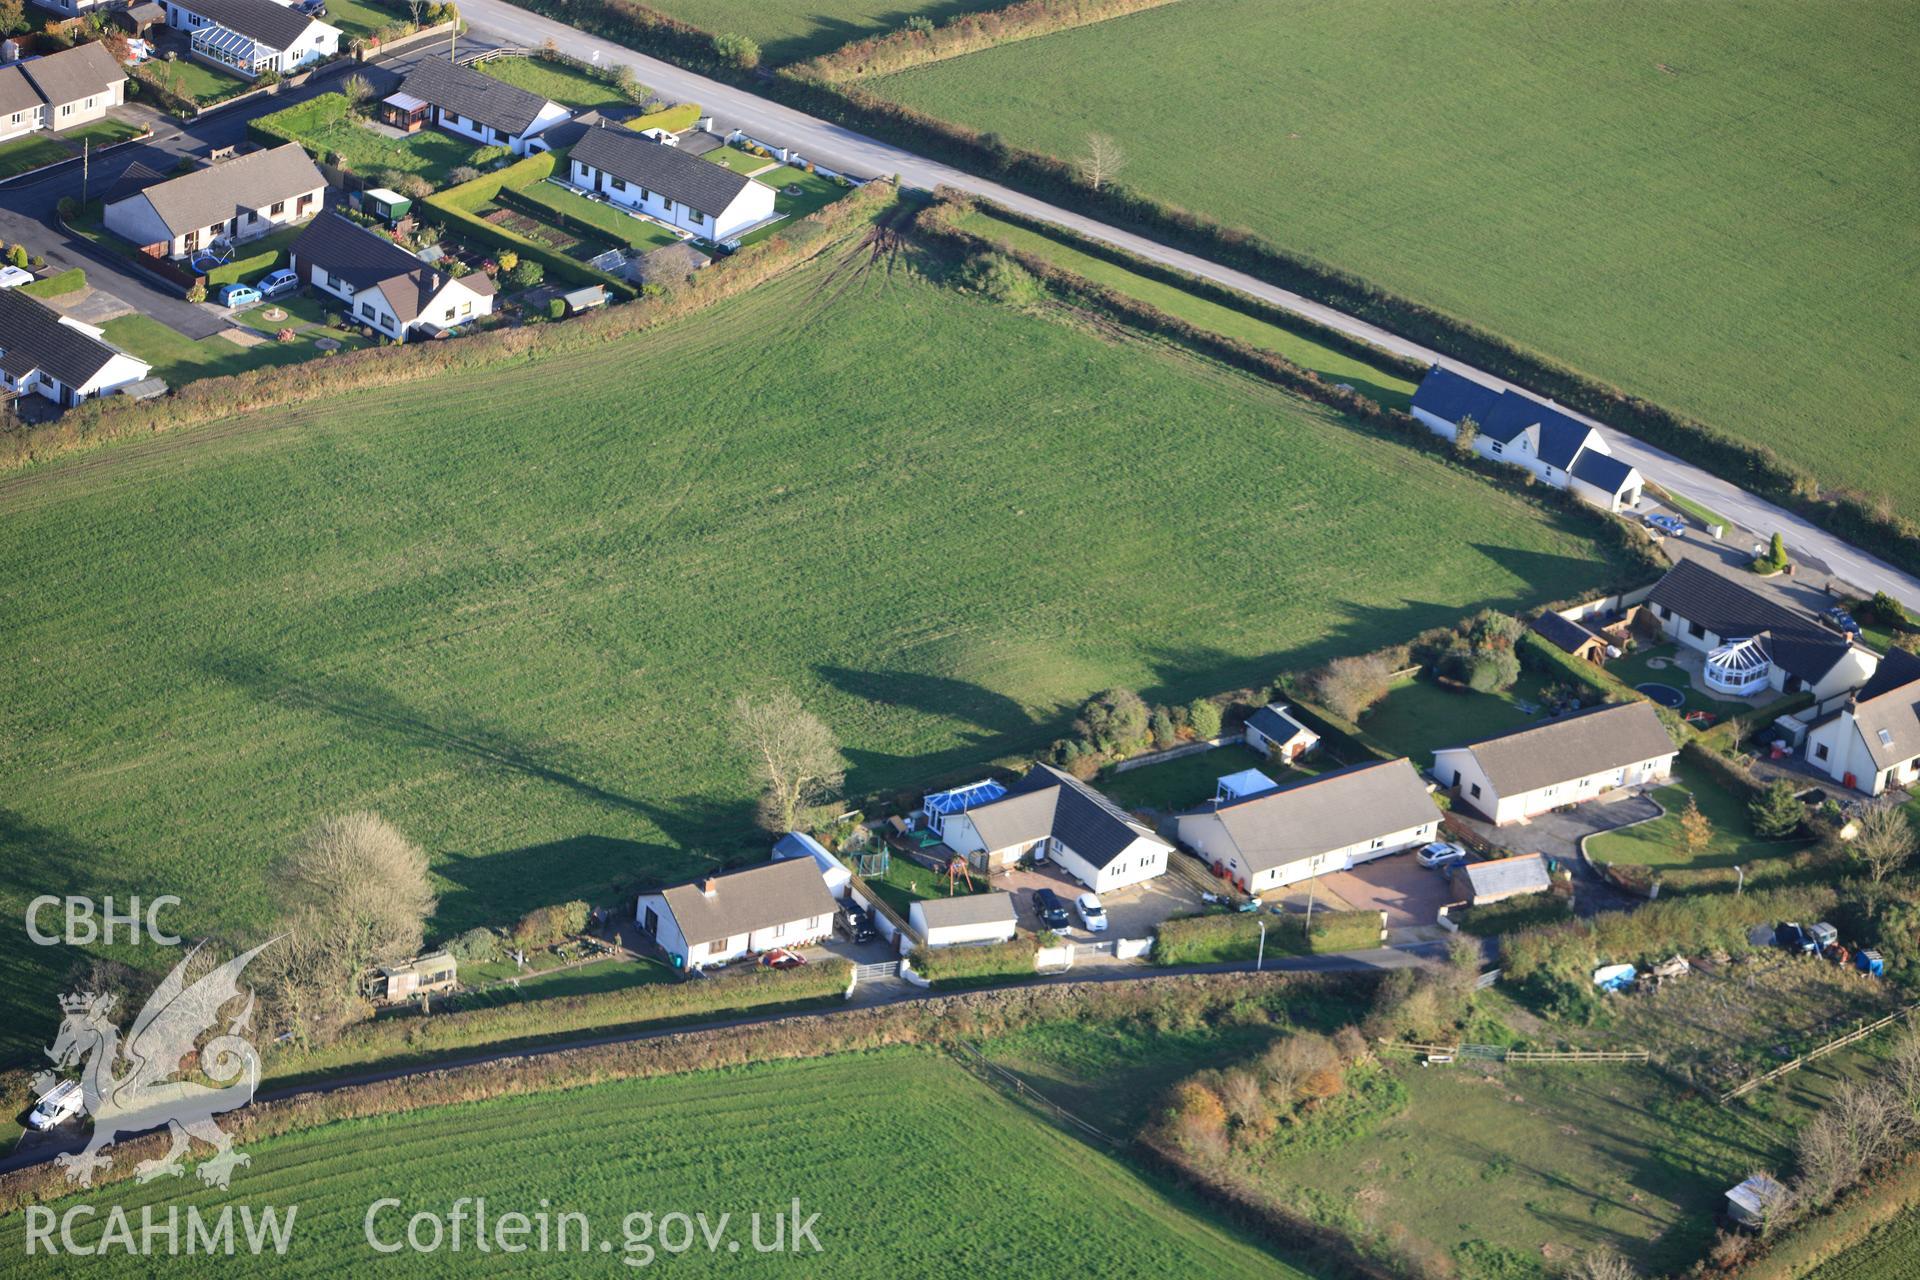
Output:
[[0, 236, 1633, 1064], [737, 168, 851, 245], [290, 117, 474, 181], [1357, 672, 1555, 765], [479, 54, 636, 111], [956, 207, 1418, 407], [1099, 743, 1281, 813], [872, 0, 1920, 515], [1806, 1202, 1920, 1280], [641, 0, 986, 63], [0, 135, 72, 179], [320, 0, 406, 41], [0, 1050, 1300, 1276], [707, 144, 772, 175], [162, 58, 250, 104], [55, 117, 146, 147], [1586, 757, 1806, 872]]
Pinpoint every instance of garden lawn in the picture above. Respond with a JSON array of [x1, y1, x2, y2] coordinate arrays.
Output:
[[1358, 672, 1553, 764], [512, 181, 682, 250], [100, 314, 367, 385], [736, 168, 850, 245], [862, 850, 986, 918], [290, 117, 474, 181], [707, 144, 771, 174], [0, 134, 71, 179], [163, 57, 249, 104], [1099, 743, 1286, 813], [1586, 757, 1805, 872], [956, 206, 1418, 407], [0, 243, 1635, 1065], [640, 0, 992, 63], [55, 117, 146, 147], [0, 1051, 1303, 1278], [872, 0, 1920, 516], [1605, 643, 1753, 721], [322, 0, 410, 41], [479, 54, 635, 111]]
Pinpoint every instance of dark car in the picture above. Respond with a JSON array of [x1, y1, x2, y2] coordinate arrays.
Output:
[[1032, 888, 1071, 930], [835, 905, 876, 944], [1821, 605, 1860, 635], [1775, 921, 1817, 954]]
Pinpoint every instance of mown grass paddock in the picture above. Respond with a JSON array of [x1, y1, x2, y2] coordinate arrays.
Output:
[[871, 0, 1920, 515], [0, 234, 1635, 1064], [0, 1050, 1305, 1277], [642, 0, 992, 63]]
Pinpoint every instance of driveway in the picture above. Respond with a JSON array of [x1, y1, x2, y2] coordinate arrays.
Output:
[[1315, 853, 1456, 928], [994, 864, 1203, 944], [1449, 791, 1660, 915]]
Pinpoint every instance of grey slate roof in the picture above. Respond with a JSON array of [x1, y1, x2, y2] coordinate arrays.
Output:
[[570, 124, 754, 217], [0, 66, 40, 119], [1437, 702, 1676, 797], [1463, 853, 1552, 901], [0, 289, 134, 388], [111, 142, 323, 237], [1245, 703, 1312, 744], [19, 41, 124, 109], [1530, 611, 1607, 656], [289, 212, 493, 324], [1846, 648, 1920, 770], [1410, 365, 1501, 426], [1570, 448, 1637, 495], [963, 764, 1164, 871], [1192, 758, 1437, 874], [1481, 391, 1593, 467], [175, 0, 320, 49], [915, 891, 1017, 930], [104, 159, 170, 207], [400, 57, 558, 138], [654, 859, 837, 948], [1647, 560, 1858, 684]]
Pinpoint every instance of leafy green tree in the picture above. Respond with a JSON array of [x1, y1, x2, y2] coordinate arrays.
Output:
[[1075, 688, 1149, 757], [712, 32, 760, 69], [1749, 779, 1805, 839], [1149, 706, 1176, 750], [1187, 697, 1222, 740]]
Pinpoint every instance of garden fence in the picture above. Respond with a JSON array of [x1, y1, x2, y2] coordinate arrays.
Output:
[[1718, 1003, 1919, 1104], [951, 1042, 1119, 1147]]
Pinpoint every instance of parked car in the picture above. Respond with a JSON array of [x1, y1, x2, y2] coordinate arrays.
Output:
[[1032, 888, 1070, 931], [255, 268, 299, 299], [1775, 921, 1818, 954], [1417, 840, 1467, 868], [1200, 891, 1231, 907], [1821, 605, 1861, 635], [0, 266, 34, 289], [1643, 513, 1686, 537], [1807, 922, 1839, 952], [1075, 893, 1108, 932], [760, 948, 806, 969], [217, 283, 261, 308], [834, 905, 876, 944], [27, 1080, 82, 1131]]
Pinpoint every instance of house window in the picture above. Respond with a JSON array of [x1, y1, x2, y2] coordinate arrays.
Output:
[[608, 177, 623, 191], [1813, 742, 1829, 761], [61, 104, 73, 117], [690, 210, 705, 225], [443, 307, 454, 321], [663, 198, 675, 212], [460, 302, 472, 317], [1469, 783, 1482, 799], [1652, 604, 1668, 619], [1687, 621, 1706, 639], [1489, 442, 1502, 454], [270, 201, 284, 216]]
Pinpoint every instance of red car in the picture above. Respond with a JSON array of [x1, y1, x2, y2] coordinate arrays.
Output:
[[761, 948, 807, 970]]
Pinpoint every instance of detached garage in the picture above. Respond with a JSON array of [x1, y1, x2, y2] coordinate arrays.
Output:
[[910, 893, 1018, 948]]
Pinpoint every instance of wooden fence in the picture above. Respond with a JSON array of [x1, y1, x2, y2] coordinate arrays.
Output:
[[1718, 1003, 1919, 1104], [1377, 1039, 1649, 1065], [951, 1041, 1119, 1147]]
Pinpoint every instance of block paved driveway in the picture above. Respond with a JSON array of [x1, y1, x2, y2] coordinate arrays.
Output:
[[1313, 853, 1456, 928]]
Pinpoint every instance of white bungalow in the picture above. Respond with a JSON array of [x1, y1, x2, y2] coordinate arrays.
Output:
[[909, 893, 1018, 948], [1804, 649, 1920, 796], [0, 289, 152, 407], [396, 57, 572, 156], [567, 124, 776, 243], [1645, 560, 1879, 704], [634, 859, 837, 971], [936, 765, 1172, 894], [1432, 702, 1678, 826]]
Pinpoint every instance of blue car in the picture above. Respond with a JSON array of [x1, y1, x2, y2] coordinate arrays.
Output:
[[1821, 605, 1860, 635], [1643, 513, 1686, 537], [217, 283, 262, 308]]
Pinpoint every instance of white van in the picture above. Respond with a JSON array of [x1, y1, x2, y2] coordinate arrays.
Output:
[[27, 1080, 83, 1130]]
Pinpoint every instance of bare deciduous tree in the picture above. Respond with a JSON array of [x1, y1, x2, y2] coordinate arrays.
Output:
[[1850, 805, 1917, 905], [1571, 1247, 1639, 1280], [261, 812, 436, 1046], [729, 691, 845, 832], [1074, 132, 1127, 192], [1308, 652, 1396, 721]]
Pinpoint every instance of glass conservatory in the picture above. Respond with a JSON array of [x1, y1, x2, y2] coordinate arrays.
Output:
[[1704, 635, 1773, 695]]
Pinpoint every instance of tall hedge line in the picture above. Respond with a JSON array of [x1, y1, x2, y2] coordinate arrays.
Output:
[[908, 936, 1039, 985], [0, 179, 896, 471], [497, 0, 1920, 578], [792, 0, 1177, 81]]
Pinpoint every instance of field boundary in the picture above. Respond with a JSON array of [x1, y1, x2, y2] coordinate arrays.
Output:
[[1718, 1003, 1919, 1104], [1377, 1039, 1651, 1065], [790, 0, 1178, 80], [487, 0, 1920, 579], [950, 1039, 1120, 1146]]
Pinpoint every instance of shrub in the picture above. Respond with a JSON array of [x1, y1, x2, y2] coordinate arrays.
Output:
[[1866, 590, 1909, 629], [712, 31, 760, 69], [1074, 687, 1150, 757], [511, 260, 545, 288], [1308, 652, 1396, 721], [1187, 697, 1222, 740], [956, 251, 1044, 307], [447, 165, 480, 186], [549, 297, 566, 320], [908, 936, 1037, 985], [6, 244, 25, 269], [1751, 779, 1807, 838], [510, 900, 589, 949], [1149, 706, 1176, 750], [445, 927, 498, 963]]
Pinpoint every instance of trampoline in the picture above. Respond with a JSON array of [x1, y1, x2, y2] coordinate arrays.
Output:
[[1636, 683, 1686, 708]]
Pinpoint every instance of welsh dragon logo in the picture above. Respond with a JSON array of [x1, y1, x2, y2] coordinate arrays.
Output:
[[40, 939, 276, 1189]]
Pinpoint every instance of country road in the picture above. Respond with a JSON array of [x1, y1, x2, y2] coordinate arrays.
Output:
[[1, 941, 1452, 1177], [454, 0, 1920, 610]]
